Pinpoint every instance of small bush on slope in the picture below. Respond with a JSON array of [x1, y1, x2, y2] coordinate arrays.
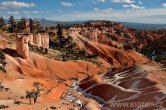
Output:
[[25, 82, 43, 105], [0, 49, 6, 73]]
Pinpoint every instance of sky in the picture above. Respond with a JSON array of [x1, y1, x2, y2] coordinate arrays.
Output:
[[0, 0, 166, 24]]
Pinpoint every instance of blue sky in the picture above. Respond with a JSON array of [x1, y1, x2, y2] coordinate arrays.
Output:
[[0, 0, 166, 24]]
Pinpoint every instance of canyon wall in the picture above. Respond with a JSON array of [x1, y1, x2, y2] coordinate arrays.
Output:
[[16, 33, 49, 58], [26, 33, 49, 49]]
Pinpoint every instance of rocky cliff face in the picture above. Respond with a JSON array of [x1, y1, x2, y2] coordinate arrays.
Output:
[[16, 35, 30, 59], [30, 33, 49, 49], [16, 33, 49, 58]]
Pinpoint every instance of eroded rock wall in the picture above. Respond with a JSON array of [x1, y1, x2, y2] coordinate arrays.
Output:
[[16, 33, 49, 58], [16, 35, 29, 59], [28, 33, 49, 49]]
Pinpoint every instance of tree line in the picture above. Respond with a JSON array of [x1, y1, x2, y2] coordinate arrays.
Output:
[[0, 16, 42, 33]]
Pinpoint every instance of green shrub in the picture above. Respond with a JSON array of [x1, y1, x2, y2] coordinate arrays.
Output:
[[50, 106, 57, 109], [0, 83, 9, 92], [14, 100, 22, 105], [0, 105, 8, 109], [25, 82, 43, 105], [0, 49, 6, 73], [29, 43, 48, 55]]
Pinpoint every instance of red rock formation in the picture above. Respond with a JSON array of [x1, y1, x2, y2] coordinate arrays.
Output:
[[16, 35, 29, 59], [29, 33, 49, 49], [16, 33, 49, 58]]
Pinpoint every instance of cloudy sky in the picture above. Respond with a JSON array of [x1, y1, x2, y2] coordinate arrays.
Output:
[[0, 0, 166, 24]]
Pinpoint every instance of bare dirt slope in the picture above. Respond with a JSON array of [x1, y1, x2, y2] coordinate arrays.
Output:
[[79, 64, 166, 110], [70, 31, 148, 67]]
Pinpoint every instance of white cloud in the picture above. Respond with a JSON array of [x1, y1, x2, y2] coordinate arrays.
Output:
[[96, 0, 106, 3], [111, 0, 135, 4], [7, 11, 19, 15], [61, 2, 74, 7], [94, 8, 99, 11], [0, 1, 35, 9], [103, 8, 113, 13], [47, 8, 166, 24], [138, 2, 142, 5], [162, 3, 166, 7], [94, 8, 113, 13], [0, 10, 47, 15], [123, 4, 145, 9]]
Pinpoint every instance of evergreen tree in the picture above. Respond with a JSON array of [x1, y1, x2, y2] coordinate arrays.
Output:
[[56, 24, 63, 47], [25, 82, 43, 104], [25, 90, 33, 105], [32, 82, 43, 103], [16, 17, 26, 32], [20, 17, 26, 30], [29, 18, 34, 33], [8, 16, 16, 32], [0, 17, 5, 28], [16, 21, 22, 32]]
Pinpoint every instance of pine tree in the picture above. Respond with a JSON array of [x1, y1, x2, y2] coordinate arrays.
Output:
[[16, 17, 27, 32], [32, 82, 43, 103], [29, 18, 34, 33], [0, 17, 5, 28], [20, 17, 26, 30], [25, 90, 33, 105], [25, 82, 43, 104], [8, 16, 16, 32], [56, 24, 63, 47]]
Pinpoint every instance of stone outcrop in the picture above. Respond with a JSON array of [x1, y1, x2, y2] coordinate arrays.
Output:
[[16, 33, 49, 59], [28, 33, 49, 49], [16, 35, 30, 59]]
